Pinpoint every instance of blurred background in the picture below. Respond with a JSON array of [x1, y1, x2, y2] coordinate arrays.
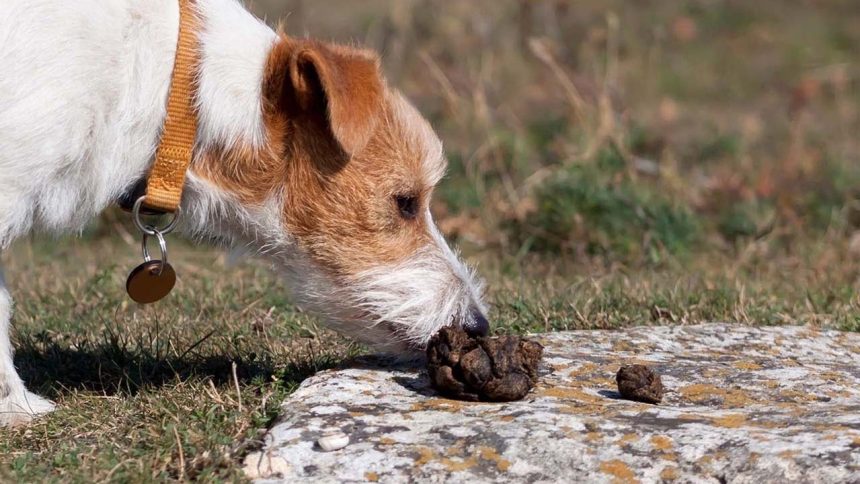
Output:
[[246, 0, 860, 328]]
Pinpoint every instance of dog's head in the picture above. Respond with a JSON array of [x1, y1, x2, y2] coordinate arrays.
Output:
[[193, 35, 487, 352]]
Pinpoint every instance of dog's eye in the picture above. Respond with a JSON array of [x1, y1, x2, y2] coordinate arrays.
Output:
[[394, 194, 420, 220]]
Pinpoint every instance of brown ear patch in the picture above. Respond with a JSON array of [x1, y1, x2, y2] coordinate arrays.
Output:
[[194, 35, 387, 206], [194, 34, 438, 280], [265, 35, 385, 156]]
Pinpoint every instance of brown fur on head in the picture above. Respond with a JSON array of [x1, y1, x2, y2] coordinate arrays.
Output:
[[192, 34, 486, 349]]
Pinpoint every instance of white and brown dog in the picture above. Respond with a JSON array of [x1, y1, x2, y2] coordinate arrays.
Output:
[[0, 0, 488, 426]]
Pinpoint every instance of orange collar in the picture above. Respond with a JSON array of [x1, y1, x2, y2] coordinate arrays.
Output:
[[142, 0, 200, 213]]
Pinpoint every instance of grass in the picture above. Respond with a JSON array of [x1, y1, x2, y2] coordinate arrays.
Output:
[[2, 237, 357, 481], [507, 149, 700, 260], [2, 0, 859, 481]]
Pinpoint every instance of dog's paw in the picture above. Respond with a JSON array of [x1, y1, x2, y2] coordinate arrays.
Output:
[[0, 390, 56, 428]]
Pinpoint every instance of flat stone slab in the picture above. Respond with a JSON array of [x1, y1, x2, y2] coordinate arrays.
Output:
[[244, 324, 860, 483]]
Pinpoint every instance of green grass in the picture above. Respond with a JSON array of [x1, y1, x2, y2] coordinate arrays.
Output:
[[2, 232, 859, 480], [1, 237, 358, 481], [3, 0, 860, 480], [507, 151, 700, 261]]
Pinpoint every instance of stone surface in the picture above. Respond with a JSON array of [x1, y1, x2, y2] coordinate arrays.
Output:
[[245, 324, 860, 483]]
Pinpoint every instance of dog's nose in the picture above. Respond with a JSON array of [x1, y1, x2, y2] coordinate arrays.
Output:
[[464, 308, 490, 337]]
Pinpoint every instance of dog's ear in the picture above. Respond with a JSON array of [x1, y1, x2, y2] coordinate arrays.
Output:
[[265, 37, 384, 156]]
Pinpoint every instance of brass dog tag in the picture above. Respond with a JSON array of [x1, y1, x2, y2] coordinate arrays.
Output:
[[126, 260, 176, 304]]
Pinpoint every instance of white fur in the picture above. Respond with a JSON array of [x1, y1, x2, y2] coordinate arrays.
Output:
[[0, 264, 56, 427], [390, 92, 447, 186], [0, 0, 178, 244], [0, 0, 485, 425], [195, 0, 276, 150]]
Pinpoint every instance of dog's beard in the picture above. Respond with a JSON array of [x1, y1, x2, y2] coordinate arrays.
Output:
[[280, 248, 485, 352]]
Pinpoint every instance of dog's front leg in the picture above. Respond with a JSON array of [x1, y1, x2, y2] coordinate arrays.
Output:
[[0, 262, 55, 427]]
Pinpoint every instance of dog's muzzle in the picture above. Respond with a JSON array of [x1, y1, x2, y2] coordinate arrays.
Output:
[[463, 307, 490, 337]]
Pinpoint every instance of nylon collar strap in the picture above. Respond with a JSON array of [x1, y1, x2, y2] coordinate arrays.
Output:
[[144, 0, 199, 213]]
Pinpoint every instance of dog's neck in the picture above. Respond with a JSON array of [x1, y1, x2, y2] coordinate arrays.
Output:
[[120, 0, 277, 213], [177, 0, 281, 243], [193, 0, 277, 151], [123, 0, 280, 240]]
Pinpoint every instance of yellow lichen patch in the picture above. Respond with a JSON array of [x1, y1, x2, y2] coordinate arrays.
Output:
[[414, 444, 499, 472], [819, 371, 845, 382], [414, 446, 436, 466], [616, 433, 639, 446], [751, 419, 784, 429], [365, 472, 379, 482], [712, 414, 746, 428], [650, 435, 673, 451], [478, 446, 511, 472], [696, 450, 727, 468], [612, 340, 636, 352], [440, 456, 478, 472], [599, 459, 639, 483], [499, 415, 516, 422], [629, 359, 658, 367], [733, 361, 762, 371], [584, 377, 619, 389], [539, 386, 604, 404], [722, 389, 756, 407], [557, 404, 612, 417], [813, 424, 852, 433], [762, 380, 780, 389], [410, 398, 475, 413], [445, 440, 466, 456], [349, 411, 364, 417], [660, 466, 680, 481], [585, 432, 603, 442], [679, 384, 721, 400], [778, 389, 818, 403], [568, 362, 599, 378], [825, 389, 852, 398], [701, 367, 730, 378], [773, 402, 806, 416], [378, 437, 396, 445], [852, 435, 860, 446], [678, 384, 756, 407]]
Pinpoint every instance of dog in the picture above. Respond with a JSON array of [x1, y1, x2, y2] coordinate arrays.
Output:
[[0, 0, 488, 426]]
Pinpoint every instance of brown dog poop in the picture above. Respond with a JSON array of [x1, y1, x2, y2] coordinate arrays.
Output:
[[426, 327, 543, 402], [616, 364, 664, 404]]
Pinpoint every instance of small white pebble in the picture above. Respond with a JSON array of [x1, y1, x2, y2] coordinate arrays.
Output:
[[317, 432, 349, 451]]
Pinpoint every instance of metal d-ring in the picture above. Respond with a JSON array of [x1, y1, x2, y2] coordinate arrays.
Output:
[[132, 196, 180, 236], [141, 229, 169, 276]]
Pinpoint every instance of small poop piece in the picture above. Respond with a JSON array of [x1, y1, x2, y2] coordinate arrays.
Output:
[[426, 327, 543, 402], [616, 364, 663, 404]]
